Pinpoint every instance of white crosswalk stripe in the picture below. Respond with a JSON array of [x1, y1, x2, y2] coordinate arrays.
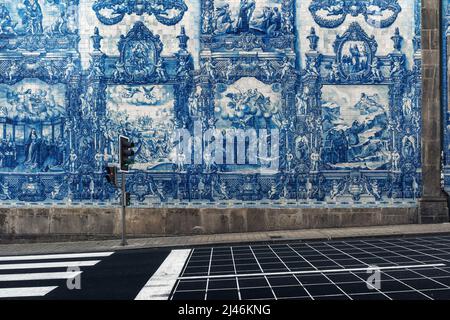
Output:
[[0, 260, 100, 271], [135, 249, 191, 300], [0, 271, 83, 282], [0, 251, 114, 298], [0, 287, 58, 298], [0, 252, 114, 262]]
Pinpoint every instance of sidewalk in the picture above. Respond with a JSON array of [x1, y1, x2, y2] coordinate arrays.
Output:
[[1, 223, 450, 256]]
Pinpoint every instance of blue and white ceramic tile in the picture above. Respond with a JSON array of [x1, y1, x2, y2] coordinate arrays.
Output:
[[0, 0, 422, 207]]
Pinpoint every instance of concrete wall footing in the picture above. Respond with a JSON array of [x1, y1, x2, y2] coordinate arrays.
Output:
[[0, 207, 418, 240]]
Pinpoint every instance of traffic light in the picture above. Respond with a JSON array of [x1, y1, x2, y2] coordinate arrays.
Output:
[[125, 192, 131, 207], [119, 135, 135, 172], [105, 165, 117, 187]]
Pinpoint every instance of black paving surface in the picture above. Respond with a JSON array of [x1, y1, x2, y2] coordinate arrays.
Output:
[[1, 235, 450, 300], [0, 248, 170, 300], [170, 236, 450, 300]]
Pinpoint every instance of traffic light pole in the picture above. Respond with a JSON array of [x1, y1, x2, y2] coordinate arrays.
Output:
[[117, 135, 134, 246], [120, 171, 128, 246]]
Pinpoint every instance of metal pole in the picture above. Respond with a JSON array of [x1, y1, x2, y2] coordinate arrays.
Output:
[[121, 171, 127, 246]]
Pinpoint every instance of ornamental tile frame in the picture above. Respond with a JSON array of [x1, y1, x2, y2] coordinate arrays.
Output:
[[0, 0, 439, 212]]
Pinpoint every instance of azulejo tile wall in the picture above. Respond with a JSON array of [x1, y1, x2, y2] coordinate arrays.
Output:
[[0, 0, 422, 208]]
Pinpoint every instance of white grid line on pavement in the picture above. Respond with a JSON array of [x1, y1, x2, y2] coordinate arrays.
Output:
[[230, 247, 242, 300]]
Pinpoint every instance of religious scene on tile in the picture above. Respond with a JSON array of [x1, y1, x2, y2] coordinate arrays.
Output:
[[0, 0, 422, 206]]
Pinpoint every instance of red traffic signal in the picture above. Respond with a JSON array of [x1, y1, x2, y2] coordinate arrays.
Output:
[[105, 165, 117, 187]]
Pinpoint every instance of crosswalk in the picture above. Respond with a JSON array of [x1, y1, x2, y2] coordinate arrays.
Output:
[[0, 251, 114, 299], [135, 249, 191, 300]]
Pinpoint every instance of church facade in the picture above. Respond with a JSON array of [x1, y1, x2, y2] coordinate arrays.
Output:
[[0, 0, 447, 236]]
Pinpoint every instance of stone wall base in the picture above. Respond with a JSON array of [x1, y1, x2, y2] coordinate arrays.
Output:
[[0, 207, 418, 240], [419, 196, 450, 224]]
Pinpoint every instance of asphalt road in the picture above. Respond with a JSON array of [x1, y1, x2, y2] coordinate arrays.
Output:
[[1, 235, 450, 300], [0, 248, 170, 300]]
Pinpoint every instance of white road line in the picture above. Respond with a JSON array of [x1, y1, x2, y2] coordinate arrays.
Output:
[[135, 249, 191, 300], [0, 260, 100, 270], [230, 247, 242, 300], [0, 271, 83, 282], [0, 286, 58, 298], [0, 252, 114, 262], [204, 248, 214, 300], [178, 263, 446, 280]]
